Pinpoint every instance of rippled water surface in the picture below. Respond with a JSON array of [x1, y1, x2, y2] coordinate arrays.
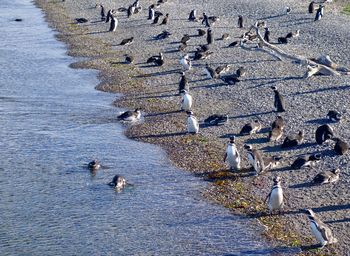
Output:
[[0, 1, 300, 255]]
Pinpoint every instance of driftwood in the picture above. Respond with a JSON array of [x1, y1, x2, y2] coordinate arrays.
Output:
[[240, 25, 349, 78]]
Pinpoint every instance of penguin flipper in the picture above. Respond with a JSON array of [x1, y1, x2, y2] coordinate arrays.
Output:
[[223, 153, 227, 162], [265, 192, 271, 203], [320, 225, 335, 244]]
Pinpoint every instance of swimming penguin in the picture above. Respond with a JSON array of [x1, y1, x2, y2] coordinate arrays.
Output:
[[125, 54, 134, 64], [98, 4, 106, 21], [291, 153, 321, 169], [268, 116, 284, 142], [204, 64, 218, 79], [207, 28, 213, 45], [198, 29, 206, 36], [224, 136, 241, 171], [178, 72, 189, 95], [281, 131, 304, 148], [309, 1, 315, 13], [221, 75, 240, 85], [120, 37, 134, 46], [313, 169, 340, 184], [88, 160, 101, 171], [148, 6, 155, 20], [303, 209, 338, 248], [109, 15, 118, 32], [108, 175, 127, 191], [215, 64, 231, 76], [272, 86, 286, 112], [244, 144, 265, 175], [188, 9, 197, 21], [202, 12, 210, 27], [180, 54, 192, 71], [187, 111, 199, 134], [237, 15, 244, 28], [204, 114, 228, 126], [264, 27, 270, 43], [117, 109, 141, 121], [180, 89, 193, 111], [236, 67, 246, 78], [160, 13, 169, 25], [266, 176, 284, 214], [326, 110, 341, 122], [315, 124, 334, 145], [240, 120, 262, 136], [332, 137, 349, 155]]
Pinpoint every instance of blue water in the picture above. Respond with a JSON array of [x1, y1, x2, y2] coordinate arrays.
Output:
[[0, 0, 299, 255]]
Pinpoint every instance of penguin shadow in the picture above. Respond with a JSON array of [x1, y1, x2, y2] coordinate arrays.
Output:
[[133, 93, 178, 100], [194, 81, 227, 89], [86, 30, 110, 35], [268, 165, 291, 173], [325, 217, 350, 224], [249, 76, 303, 88], [289, 181, 314, 189], [305, 118, 329, 125], [135, 68, 182, 77], [129, 131, 187, 139], [145, 110, 182, 117], [292, 85, 350, 96], [319, 148, 337, 158], [229, 111, 274, 120], [258, 14, 285, 20], [229, 245, 300, 256], [300, 244, 324, 252], [245, 137, 269, 145], [313, 204, 350, 213]]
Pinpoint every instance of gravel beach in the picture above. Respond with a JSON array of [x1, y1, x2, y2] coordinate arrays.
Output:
[[35, 0, 350, 254]]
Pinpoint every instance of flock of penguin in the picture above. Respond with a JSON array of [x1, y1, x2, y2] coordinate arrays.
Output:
[[76, 0, 348, 250]]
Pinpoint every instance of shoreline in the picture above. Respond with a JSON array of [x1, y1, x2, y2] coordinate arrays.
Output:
[[34, 0, 350, 255]]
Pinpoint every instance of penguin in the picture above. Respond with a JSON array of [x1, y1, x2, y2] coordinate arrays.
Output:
[[224, 136, 241, 171], [198, 29, 206, 36], [178, 72, 189, 95], [263, 156, 282, 171], [264, 27, 270, 43], [108, 175, 127, 191], [117, 109, 141, 121], [220, 33, 230, 40], [286, 30, 300, 39], [315, 124, 334, 145], [228, 41, 239, 47], [208, 16, 219, 25], [153, 52, 164, 66], [240, 120, 262, 135], [180, 54, 192, 71], [272, 86, 286, 112], [109, 15, 118, 32], [204, 64, 218, 79], [99, 4, 106, 21], [88, 160, 100, 171], [313, 169, 340, 184], [268, 116, 284, 142], [207, 28, 213, 45], [285, 7, 291, 15], [160, 13, 169, 25], [315, 6, 323, 21], [187, 111, 199, 134], [281, 131, 304, 148], [291, 153, 321, 169], [153, 14, 161, 24], [106, 9, 115, 23], [278, 37, 288, 44], [180, 34, 191, 44], [236, 67, 246, 78], [204, 114, 228, 126], [127, 5, 135, 18], [244, 144, 265, 175], [326, 110, 341, 122], [303, 209, 338, 248], [120, 37, 134, 46], [215, 65, 231, 76], [202, 12, 210, 27], [332, 138, 349, 155], [265, 176, 284, 214], [221, 75, 240, 85], [319, 5, 325, 16], [125, 54, 134, 64], [193, 51, 213, 61], [309, 1, 315, 14], [132, 0, 140, 8], [148, 6, 155, 20], [180, 89, 193, 111], [237, 15, 244, 28], [188, 9, 197, 21]]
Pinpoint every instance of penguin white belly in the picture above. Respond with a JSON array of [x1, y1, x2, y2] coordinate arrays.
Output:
[[310, 222, 327, 246], [268, 188, 283, 211], [187, 117, 199, 133], [227, 146, 240, 170], [204, 68, 212, 79], [247, 153, 255, 168], [181, 95, 192, 111], [180, 59, 191, 70]]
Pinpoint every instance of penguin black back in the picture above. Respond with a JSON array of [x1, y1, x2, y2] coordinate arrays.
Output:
[[207, 28, 213, 45], [272, 86, 286, 112], [315, 124, 333, 145]]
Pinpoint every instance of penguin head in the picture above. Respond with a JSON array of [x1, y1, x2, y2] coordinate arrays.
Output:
[[302, 208, 315, 217], [271, 86, 277, 91], [134, 108, 141, 113], [273, 176, 281, 184], [180, 89, 188, 94], [309, 153, 321, 162], [186, 111, 193, 116], [332, 168, 340, 175], [229, 136, 235, 143], [244, 144, 252, 150]]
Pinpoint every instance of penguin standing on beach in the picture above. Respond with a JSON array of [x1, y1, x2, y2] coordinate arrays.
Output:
[[189, 9, 197, 21], [178, 72, 189, 95], [117, 109, 141, 121], [264, 27, 270, 43], [98, 4, 106, 21], [207, 28, 213, 45], [148, 6, 155, 20], [244, 144, 265, 175], [106, 9, 115, 23], [281, 131, 304, 148], [272, 86, 286, 112], [315, 5, 324, 21], [202, 12, 210, 27], [237, 15, 244, 28], [224, 136, 241, 171], [266, 176, 285, 214], [309, 1, 315, 14], [315, 124, 334, 145], [303, 209, 338, 248], [187, 111, 199, 134], [109, 15, 118, 32], [160, 13, 169, 25], [180, 89, 193, 111], [180, 54, 192, 70]]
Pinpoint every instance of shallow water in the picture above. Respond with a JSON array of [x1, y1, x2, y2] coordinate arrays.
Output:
[[0, 1, 299, 255]]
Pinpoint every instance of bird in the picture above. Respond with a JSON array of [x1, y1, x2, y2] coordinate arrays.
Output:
[[272, 86, 286, 112], [105, 9, 116, 23], [154, 30, 171, 40], [236, 67, 246, 78], [278, 37, 288, 44], [198, 29, 206, 36], [204, 114, 228, 126], [315, 5, 324, 21], [153, 53, 164, 66], [221, 75, 240, 85], [187, 111, 199, 134], [117, 109, 141, 121], [264, 27, 270, 42], [207, 28, 213, 45], [244, 144, 265, 175], [108, 175, 127, 191], [88, 160, 100, 171], [120, 37, 134, 46], [180, 34, 191, 44], [326, 110, 341, 122], [180, 89, 193, 111], [220, 33, 230, 40], [315, 124, 334, 145], [193, 51, 213, 60], [281, 131, 304, 148], [178, 72, 189, 95], [98, 4, 106, 21], [332, 138, 349, 155], [228, 41, 239, 47], [237, 15, 244, 28], [291, 153, 321, 169], [240, 120, 262, 135], [188, 9, 197, 21], [202, 12, 210, 27], [285, 6, 291, 15], [75, 18, 88, 23], [309, 1, 315, 13], [160, 13, 169, 25], [313, 169, 340, 184], [266, 176, 285, 214], [148, 6, 155, 20], [125, 54, 134, 64], [303, 209, 338, 248], [215, 65, 231, 76], [268, 116, 284, 142], [224, 136, 241, 171], [263, 156, 282, 171], [109, 15, 118, 32], [180, 54, 192, 70], [204, 64, 218, 79], [285, 30, 300, 39]]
